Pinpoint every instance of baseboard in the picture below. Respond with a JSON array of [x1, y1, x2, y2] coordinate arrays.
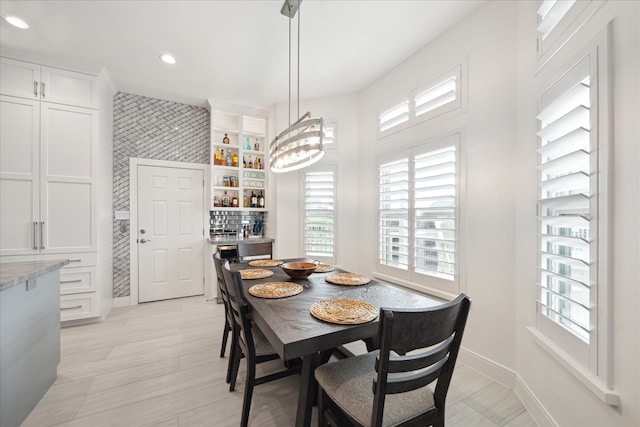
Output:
[[458, 347, 556, 427], [113, 296, 131, 307], [514, 373, 558, 427], [458, 346, 516, 389]]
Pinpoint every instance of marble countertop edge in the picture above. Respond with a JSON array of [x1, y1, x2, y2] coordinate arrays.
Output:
[[0, 260, 70, 292]]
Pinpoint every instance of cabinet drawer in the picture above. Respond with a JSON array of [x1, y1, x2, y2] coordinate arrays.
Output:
[[59, 267, 97, 295], [60, 293, 98, 321], [1, 252, 97, 268]]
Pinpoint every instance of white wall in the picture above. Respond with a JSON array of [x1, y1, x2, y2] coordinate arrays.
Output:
[[270, 1, 639, 425], [358, 0, 519, 375], [514, 1, 639, 426], [271, 94, 361, 269]]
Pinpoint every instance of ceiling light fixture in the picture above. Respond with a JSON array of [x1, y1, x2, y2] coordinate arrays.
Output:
[[270, 0, 324, 173], [159, 54, 177, 65], [4, 15, 29, 29]]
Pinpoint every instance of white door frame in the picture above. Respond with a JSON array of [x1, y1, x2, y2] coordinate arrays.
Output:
[[129, 157, 210, 305]]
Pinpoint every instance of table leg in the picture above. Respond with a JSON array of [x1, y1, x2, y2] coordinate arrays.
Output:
[[295, 352, 319, 427]]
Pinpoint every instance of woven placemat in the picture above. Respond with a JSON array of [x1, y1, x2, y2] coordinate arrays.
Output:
[[239, 269, 274, 280], [248, 282, 303, 299], [310, 298, 377, 324], [326, 273, 371, 286], [248, 259, 283, 267], [314, 264, 335, 273]]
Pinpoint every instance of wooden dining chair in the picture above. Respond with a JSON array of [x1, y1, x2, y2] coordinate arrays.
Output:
[[237, 241, 272, 261], [314, 294, 471, 427], [213, 253, 236, 384], [221, 261, 300, 427]]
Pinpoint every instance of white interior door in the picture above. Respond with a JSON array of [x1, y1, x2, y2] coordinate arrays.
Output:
[[137, 165, 205, 303]]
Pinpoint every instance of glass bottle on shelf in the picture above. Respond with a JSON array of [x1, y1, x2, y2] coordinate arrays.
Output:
[[248, 156, 253, 169], [222, 191, 230, 207], [213, 195, 221, 207], [255, 157, 261, 169], [223, 133, 230, 144], [226, 152, 233, 167], [254, 139, 260, 151], [220, 149, 226, 166], [243, 156, 246, 168], [214, 147, 220, 165], [231, 194, 239, 207], [232, 151, 238, 167], [244, 137, 252, 150], [258, 191, 265, 208], [243, 193, 249, 208], [250, 191, 258, 208]]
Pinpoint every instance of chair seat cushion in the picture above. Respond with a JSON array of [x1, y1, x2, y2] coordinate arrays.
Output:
[[315, 351, 435, 427]]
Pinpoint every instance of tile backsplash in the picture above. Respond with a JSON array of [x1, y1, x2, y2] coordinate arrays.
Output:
[[112, 92, 209, 298]]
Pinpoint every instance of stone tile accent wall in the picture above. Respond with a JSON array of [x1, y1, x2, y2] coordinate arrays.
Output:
[[113, 93, 210, 297]]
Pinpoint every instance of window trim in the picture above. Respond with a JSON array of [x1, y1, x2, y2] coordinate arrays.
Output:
[[377, 133, 461, 295], [534, 22, 613, 393], [378, 65, 463, 139]]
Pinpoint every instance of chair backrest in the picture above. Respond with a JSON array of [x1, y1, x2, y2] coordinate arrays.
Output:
[[237, 241, 272, 260], [221, 261, 256, 357], [213, 253, 234, 327], [371, 294, 471, 426]]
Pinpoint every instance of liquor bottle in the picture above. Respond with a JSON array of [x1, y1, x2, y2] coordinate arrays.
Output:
[[248, 156, 253, 169], [243, 156, 246, 168], [222, 191, 230, 207], [255, 157, 261, 169], [258, 191, 265, 208], [232, 151, 238, 167], [254, 139, 260, 151], [231, 194, 239, 207], [214, 147, 220, 165], [226, 152, 233, 167], [220, 149, 226, 166], [250, 191, 258, 208], [223, 133, 230, 144], [245, 137, 251, 150], [243, 193, 249, 208]]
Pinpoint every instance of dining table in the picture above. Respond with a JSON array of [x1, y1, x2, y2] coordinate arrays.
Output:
[[230, 258, 441, 427]]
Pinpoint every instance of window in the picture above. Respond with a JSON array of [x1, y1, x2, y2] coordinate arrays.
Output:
[[378, 135, 459, 294], [323, 121, 337, 150], [378, 65, 462, 137], [303, 168, 336, 263], [536, 0, 592, 62], [536, 37, 610, 378]]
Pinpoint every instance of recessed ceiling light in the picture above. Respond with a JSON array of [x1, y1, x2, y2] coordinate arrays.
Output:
[[4, 15, 29, 29], [160, 54, 177, 65]]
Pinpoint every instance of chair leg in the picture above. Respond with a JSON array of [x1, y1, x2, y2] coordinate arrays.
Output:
[[317, 387, 327, 427], [229, 340, 242, 392], [240, 360, 256, 427], [226, 330, 237, 384], [220, 319, 230, 357]]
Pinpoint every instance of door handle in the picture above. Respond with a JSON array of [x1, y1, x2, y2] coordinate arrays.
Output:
[[34, 81, 38, 97], [139, 238, 151, 244], [33, 222, 38, 249], [41, 82, 46, 98], [39, 221, 45, 249]]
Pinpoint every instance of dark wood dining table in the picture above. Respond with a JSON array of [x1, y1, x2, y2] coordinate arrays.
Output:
[[231, 258, 441, 427]]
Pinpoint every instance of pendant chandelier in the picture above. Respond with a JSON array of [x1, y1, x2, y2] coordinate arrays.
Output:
[[270, 0, 325, 173]]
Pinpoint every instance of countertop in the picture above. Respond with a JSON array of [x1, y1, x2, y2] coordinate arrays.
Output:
[[0, 260, 69, 292], [208, 236, 274, 246]]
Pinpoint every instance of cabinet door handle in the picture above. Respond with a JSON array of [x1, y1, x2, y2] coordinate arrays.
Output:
[[34, 80, 38, 97], [40, 221, 45, 249], [41, 82, 45, 98], [33, 222, 38, 249], [68, 259, 82, 263], [60, 279, 83, 284], [61, 305, 82, 311]]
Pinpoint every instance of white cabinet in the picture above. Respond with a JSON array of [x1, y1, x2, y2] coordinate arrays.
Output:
[[0, 57, 99, 109], [0, 96, 98, 255], [0, 57, 102, 322], [211, 108, 269, 210]]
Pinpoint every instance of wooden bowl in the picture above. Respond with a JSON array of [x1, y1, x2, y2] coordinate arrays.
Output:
[[281, 262, 318, 280]]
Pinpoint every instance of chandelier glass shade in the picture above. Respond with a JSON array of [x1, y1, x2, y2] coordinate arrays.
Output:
[[270, 0, 325, 173]]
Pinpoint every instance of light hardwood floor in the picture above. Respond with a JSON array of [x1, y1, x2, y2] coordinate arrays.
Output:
[[23, 296, 537, 426]]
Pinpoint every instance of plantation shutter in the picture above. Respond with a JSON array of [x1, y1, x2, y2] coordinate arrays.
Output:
[[413, 146, 456, 280], [414, 75, 457, 118], [304, 170, 335, 260], [379, 158, 409, 270], [537, 0, 576, 41], [536, 55, 593, 343]]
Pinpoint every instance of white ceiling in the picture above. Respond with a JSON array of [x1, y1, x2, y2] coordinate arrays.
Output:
[[0, 0, 484, 109]]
